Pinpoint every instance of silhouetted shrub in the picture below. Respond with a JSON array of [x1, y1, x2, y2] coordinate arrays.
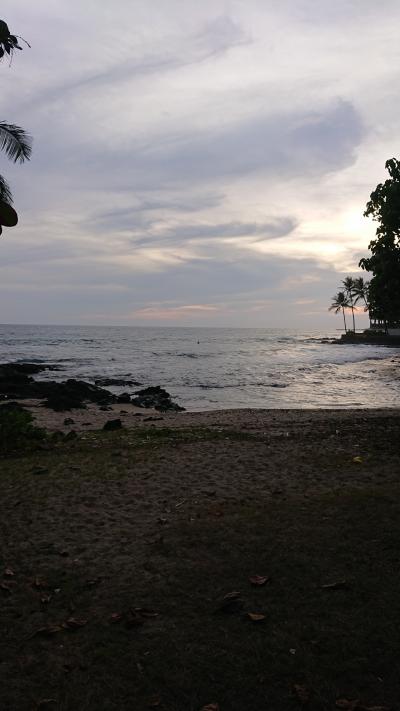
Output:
[[0, 403, 45, 453]]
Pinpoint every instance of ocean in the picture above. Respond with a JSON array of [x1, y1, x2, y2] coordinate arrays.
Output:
[[0, 324, 399, 410]]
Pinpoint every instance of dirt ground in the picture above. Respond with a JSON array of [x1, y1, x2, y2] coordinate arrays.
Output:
[[1, 408, 400, 710]]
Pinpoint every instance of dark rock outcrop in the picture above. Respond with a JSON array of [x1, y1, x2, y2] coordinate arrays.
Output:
[[41, 380, 114, 411], [131, 386, 185, 412], [0, 364, 116, 411], [116, 392, 131, 404]]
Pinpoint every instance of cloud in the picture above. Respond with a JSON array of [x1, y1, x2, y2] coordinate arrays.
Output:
[[16, 15, 249, 113], [65, 99, 363, 192], [0, 0, 395, 327]]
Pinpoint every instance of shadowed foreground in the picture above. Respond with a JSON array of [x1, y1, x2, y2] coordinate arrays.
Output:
[[1, 409, 400, 711]]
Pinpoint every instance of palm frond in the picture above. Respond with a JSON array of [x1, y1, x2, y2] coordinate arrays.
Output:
[[0, 174, 13, 204], [0, 121, 32, 163]]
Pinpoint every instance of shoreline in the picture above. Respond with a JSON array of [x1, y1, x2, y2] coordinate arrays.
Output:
[[15, 399, 400, 433]]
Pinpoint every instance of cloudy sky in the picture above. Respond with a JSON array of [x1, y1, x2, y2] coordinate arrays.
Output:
[[0, 0, 398, 327]]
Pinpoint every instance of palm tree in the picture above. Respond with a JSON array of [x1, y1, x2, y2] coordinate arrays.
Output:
[[0, 19, 32, 235], [342, 277, 357, 331], [0, 122, 32, 204], [329, 291, 350, 332], [352, 277, 369, 311]]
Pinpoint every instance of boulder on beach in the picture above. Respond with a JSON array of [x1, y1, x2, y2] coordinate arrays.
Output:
[[131, 386, 185, 412], [41, 379, 115, 411]]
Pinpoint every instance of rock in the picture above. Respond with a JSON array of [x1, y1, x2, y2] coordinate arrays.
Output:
[[103, 419, 123, 431], [0, 365, 116, 410], [0, 362, 59, 376], [63, 417, 75, 426], [116, 392, 131, 404], [95, 377, 142, 387], [131, 386, 185, 412], [41, 379, 115, 411]]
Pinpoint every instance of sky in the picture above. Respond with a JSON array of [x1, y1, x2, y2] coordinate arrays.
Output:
[[0, 0, 399, 328]]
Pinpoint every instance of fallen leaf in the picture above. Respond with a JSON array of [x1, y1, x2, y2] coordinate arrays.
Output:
[[247, 612, 266, 622], [61, 618, 88, 630], [200, 704, 220, 711], [147, 695, 162, 707], [352, 456, 363, 464], [110, 612, 124, 623], [336, 701, 360, 711], [249, 575, 270, 586], [321, 580, 348, 590], [293, 683, 311, 704], [4, 567, 15, 576]]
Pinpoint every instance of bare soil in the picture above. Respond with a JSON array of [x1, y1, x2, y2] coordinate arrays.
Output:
[[1, 408, 399, 710]]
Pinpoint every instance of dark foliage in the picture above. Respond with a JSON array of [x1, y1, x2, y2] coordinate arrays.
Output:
[[360, 158, 400, 325]]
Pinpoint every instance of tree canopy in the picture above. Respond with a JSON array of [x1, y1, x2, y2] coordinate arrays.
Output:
[[359, 158, 400, 326]]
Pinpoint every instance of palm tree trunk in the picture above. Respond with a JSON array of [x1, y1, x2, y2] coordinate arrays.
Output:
[[342, 308, 347, 332], [351, 305, 355, 332]]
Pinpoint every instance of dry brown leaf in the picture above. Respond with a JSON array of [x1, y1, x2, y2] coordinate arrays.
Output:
[[110, 612, 124, 623], [293, 683, 311, 704], [321, 580, 348, 590], [336, 700, 360, 711], [147, 695, 162, 707], [247, 612, 266, 622], [200, 704, 220, 711], [249, 575, 270, 586], [4, 567, 15, 576]]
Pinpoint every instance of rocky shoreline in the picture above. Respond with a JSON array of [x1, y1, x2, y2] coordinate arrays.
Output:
[[0, 362, 185, 414], [334, 331, 400, 346]]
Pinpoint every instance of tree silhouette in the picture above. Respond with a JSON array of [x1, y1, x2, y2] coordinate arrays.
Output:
[[359, 158, 400, 327], [329, 291, 350, 332], [341, 277, 356, 332], [0, 19, 32, 236]]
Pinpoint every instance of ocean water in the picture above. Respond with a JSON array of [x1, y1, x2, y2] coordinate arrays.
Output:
[[0, 324, 399, 411]]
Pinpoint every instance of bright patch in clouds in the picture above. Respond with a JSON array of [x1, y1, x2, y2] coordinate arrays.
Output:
[[0, 0, 396, 327]]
